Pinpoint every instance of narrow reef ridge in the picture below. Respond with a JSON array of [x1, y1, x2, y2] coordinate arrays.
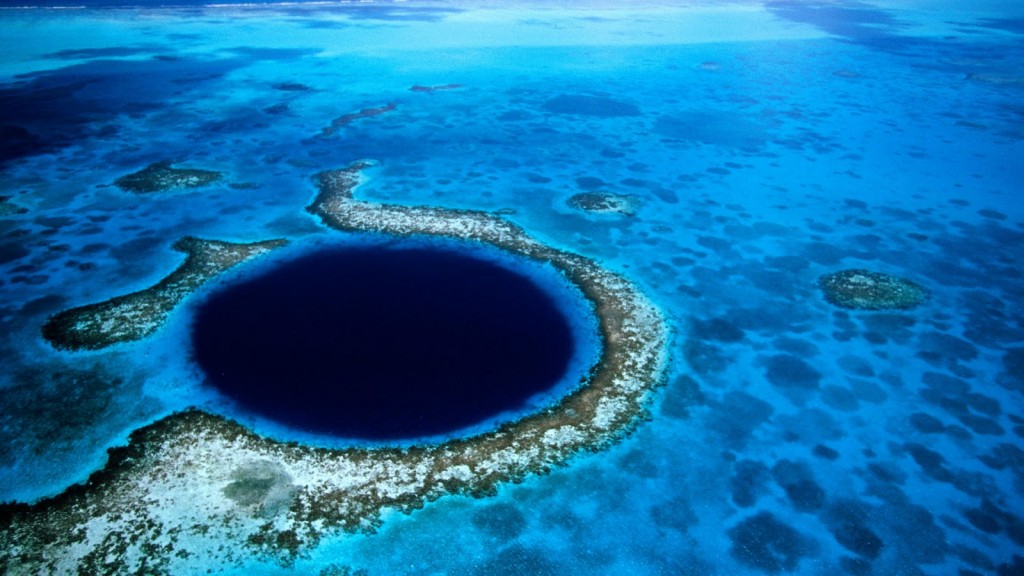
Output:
[[42, 237, 288, 351], [2, 161, 670, 575]]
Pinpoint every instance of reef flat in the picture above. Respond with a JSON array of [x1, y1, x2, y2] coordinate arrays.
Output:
[[41, 237, 288, 351], [2, 161, 670, 574]]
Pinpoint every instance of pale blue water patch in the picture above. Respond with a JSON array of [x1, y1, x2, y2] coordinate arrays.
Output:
[[2, 1, 1024, 574]]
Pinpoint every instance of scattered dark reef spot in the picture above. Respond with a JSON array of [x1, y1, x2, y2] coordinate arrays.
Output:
[[707, 392, 773, 450], [471, 502, 527, 541], [839, 556, 871, 575], [772, 460, 826, 512], [1000, 348, 1024, 392], [730, 459, 771, 508], [0, 241, 29, 264], [819, 269, 928, 310], [650, 494, 699, 532], [654, 111, 768, 150], [905, 443, 955, 483], [916, 331, 978, 367], [566, 192, 638, 216], [114, 161, 223, 194], [999, 555, 1024, 576], [728, 511, 816, 573], [836, 354, 874, 377], [682, 336, 729, 376], [763, 354, 822, 390], [821, 385, 859, 411], [0, 363, 145, 458], [860, 313, 917, 344], [812, 444, 839, 460], [658, 374, 706, 419], [691, 317, 745, 343], [543, 94, 640, 117], [470, 544, 560, 576], [272, 82, 312, 91], [909, 412, 946, 434], [824, 499, 885, 559]]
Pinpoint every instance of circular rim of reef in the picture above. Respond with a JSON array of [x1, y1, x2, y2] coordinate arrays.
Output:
[[6, 159, 671, 574]]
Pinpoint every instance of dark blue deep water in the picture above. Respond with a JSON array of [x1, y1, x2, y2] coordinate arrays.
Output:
[[190, 245, 575, 440]]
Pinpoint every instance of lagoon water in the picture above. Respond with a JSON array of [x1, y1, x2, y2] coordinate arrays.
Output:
[[1, 1, 1023, 574]]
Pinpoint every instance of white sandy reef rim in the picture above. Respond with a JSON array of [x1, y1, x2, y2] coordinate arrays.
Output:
[[0, 160, 671, 574]]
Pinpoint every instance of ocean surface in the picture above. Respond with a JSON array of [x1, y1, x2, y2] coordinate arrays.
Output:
[[1, 0, 1023, 574]]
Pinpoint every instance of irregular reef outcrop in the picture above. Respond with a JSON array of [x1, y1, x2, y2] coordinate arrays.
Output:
[[42, 237, 287, 351], [3, 161, 670, 574], [319, 104, 396, 137], [114, 161, 223, 193], [567, 191, 639, 216], [818, 269, 928, 310]]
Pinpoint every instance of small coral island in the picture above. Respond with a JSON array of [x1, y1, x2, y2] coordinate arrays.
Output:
[[818, 269, 928, 310], [114, 161, 223, 193], [1, 161, 670, 574]]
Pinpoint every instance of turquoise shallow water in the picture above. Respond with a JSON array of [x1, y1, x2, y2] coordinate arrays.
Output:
[[1, 1, 1023, 574]]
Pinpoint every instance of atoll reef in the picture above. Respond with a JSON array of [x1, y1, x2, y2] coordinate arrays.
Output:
[[113, 161, 223, 194], [41, 237, 287, 351], [818, 268, 928, 310], [1, 161, 669, 574], [567, 191, 639, 216]]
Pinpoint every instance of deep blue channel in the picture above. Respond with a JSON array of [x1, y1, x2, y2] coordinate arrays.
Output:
[[190, 244, 576, 440]]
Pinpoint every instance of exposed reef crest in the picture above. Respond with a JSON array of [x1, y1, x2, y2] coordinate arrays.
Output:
[[3, 161, 670, 574]]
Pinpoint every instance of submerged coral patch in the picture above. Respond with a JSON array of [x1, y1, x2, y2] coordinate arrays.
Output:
[[818, 269, 928, 310], [567, 192, 638, 216], [113, 161, 223, 193]]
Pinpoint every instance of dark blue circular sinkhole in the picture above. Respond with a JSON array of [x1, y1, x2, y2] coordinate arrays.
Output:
[[190, 244, 577, 441]]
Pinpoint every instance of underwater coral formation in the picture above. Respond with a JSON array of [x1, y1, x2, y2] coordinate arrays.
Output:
[[113, 161, 223, 193], [818, 269, 928, 310], [567, 191, 638, 216]]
